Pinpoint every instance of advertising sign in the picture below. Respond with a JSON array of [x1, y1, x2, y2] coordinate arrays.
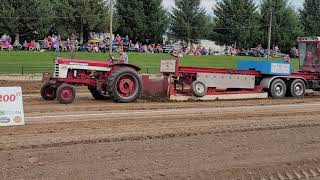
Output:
[[271, 63, 291, 74], [0, 87, 25, 126], [160, 60, 176, 73]]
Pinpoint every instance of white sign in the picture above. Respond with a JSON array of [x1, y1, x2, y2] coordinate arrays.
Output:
[[160, 60, 176, 73], [0, 87, 25, 126], [271, 63, 291, 74]]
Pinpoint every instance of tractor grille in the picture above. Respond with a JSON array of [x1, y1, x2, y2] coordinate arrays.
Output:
[[54, 63, 59, 78]]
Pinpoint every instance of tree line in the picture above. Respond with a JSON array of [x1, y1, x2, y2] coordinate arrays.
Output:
[[0, 0, 318, 50]]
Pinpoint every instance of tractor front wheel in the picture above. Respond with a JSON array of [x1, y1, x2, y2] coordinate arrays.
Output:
[[40, 83, 57, 100], [56, 84, 76, 104], [108, 68, 142, 103]]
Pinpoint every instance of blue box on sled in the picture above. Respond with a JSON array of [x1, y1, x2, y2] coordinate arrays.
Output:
[[237, 60, 291, 75]]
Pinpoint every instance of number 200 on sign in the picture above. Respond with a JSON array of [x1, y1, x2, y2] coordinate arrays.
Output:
[[0, 94, 17, 102]]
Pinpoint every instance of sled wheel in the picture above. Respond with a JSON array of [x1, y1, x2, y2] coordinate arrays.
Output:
[[191, 81, 207, 97]]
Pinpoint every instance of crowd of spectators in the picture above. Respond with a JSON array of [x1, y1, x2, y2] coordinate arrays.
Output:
[[218, 44, 298, 58], [0, 33, 163, 54], [0, 33, 298, 59], [0, 33, 79, 52]]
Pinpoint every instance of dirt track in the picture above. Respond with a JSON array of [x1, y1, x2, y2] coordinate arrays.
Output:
[[2, 81, 320, 179]]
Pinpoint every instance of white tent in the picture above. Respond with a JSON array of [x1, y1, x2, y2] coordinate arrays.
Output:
[[198, 39, 225, 52]]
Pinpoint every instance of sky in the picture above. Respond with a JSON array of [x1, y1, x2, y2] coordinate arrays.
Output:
[[162, 0, 304, 15]]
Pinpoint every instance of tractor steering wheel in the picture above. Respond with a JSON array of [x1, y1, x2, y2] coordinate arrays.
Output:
[[109, 55, 116, 62]]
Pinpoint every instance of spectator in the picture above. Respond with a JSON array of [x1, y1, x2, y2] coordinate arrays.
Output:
[[48, 36, 53, 50], [143, 44, 148, 53], [13, 38, 22, 50], [188, 46, 195, 56], [99, 42, 107, 53], [134, 42, 139, 52], [147, 44, 153, 53], [42, 37, 50, 49], [7, 34, 11, 43], [155, 44, 163, 53], [115, 34, 121, 46], [0, 34, 6, 42], [84, 42, 92, 52], [35, 41, 41, 51], [201, 47, 208, 55], [23, 41, 28, 50], [0, 34, 12, 51], [0, 41, 13, 51], [119, 39, 124, 47], [28, 40, 36, 51], [105, 38, 111, 50], [52, 35, 59, 52], [195, 47, 202, 56], [61, 41, 68, 51], [70, 33, 77, 41], [139, 43, 144, 52], [128, 40, 133, 48], [172, 49, 183, 58], [284, 54, 291, 63], [92, 44, 99, 53], [124, 35, 129, 46], [69, 33, 78, 52]]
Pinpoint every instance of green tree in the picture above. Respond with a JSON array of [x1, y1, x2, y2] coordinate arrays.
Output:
[[52, 0, 110, 42], [115, 0, 144, 42], [0, 0, 54, 40], [50, 0, 77, 37], [300, 0, 320, 36], [141, 0, 168, 43], [260, 0, 302, 49], [170, 0, 210, 42], [115, 0, 168, 43], [212, 0, 260, 49]]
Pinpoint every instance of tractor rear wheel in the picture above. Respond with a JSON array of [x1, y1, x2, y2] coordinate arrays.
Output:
[[269, 78, 287, 99], [108, 68, 142, 103], [191, 81, 207, 97], [89, 88, 110, 100], [288, 79, 306, 98], [40, 83, 57, 100], [56, 84, 76, 104]]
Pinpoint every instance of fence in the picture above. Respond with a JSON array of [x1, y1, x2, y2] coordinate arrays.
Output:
[[0, 65, 160, 75]]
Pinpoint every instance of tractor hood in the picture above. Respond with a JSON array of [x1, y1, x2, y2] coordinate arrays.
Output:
[[55, 57, 111, 68]]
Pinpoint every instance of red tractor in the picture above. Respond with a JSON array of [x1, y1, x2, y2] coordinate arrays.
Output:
[[41, 56, 143, 104]]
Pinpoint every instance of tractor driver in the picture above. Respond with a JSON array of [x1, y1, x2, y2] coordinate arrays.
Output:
[[117, 47, 129, 64], [90, 48, 129, 78]]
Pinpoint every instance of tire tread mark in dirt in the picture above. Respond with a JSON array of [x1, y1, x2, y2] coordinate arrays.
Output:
[[213, 158, 320, 180], [3, 122, 320, 152]]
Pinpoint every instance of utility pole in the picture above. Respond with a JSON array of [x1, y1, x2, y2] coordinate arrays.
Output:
[[267, 10, 273, 60], [109, 0, 113, 55]]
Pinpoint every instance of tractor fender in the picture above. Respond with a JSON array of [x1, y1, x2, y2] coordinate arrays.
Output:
[[110, 64, 141, 72], [260, 76, 308, 89]]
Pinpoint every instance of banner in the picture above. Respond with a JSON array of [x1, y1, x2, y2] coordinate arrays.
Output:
[[0, 87, 25, 126]]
